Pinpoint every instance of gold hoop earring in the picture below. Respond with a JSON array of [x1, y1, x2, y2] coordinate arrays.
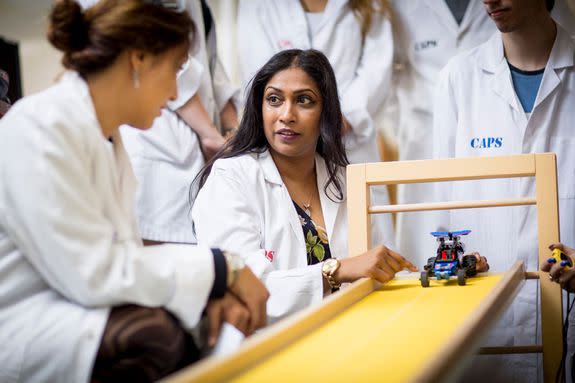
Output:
[[132, 70, 140, 89]]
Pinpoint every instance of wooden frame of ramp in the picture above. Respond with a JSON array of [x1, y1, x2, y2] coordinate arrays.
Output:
[[347, 153, 563, 382], [162, 153, 561, 383]]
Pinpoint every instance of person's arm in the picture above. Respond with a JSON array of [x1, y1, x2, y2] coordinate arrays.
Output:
[[211, 57, 240, 134], [176, 93, 225, 159], [192, 164, 326, 323], [168, 55, 225, 159], [339, 14, 393, 143]]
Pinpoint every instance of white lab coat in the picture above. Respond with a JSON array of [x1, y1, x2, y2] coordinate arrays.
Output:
[[433, 27, 575, 382], [0, 72, 215, 383], [392, 0, 496, 265], [121, 0, 239, 243], [236, 0, 395, 247], [192, 150, 387, 324]]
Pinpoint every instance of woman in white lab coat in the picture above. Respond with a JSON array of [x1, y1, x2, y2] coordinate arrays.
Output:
[[0, 1, 268, 382], [432, 4, 575, 380], [237, 0, 396, 246], [193, 49, 417, 325]]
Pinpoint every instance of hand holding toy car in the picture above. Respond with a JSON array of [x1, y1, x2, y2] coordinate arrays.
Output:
[[541, 243, 575, 292]]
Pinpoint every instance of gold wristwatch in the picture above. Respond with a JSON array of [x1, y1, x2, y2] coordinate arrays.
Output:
[[223, 251, 245, 288], [322, 258, 341, 289]]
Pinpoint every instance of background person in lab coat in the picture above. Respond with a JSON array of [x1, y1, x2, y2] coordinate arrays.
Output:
[[0, 1, 268, 382], [236, 0, 396, 248], [193, 49, 418, 325], [119, 0, 240, 245], [433, 0, 575, 381], [391, 0, 574, 270]]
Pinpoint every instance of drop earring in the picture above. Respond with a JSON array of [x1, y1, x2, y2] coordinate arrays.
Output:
[[132, 70, 140, 89]]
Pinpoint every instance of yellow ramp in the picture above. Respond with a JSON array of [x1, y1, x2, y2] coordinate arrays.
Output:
[[232, 275, 501, 383], [166, 263, 524, 383]]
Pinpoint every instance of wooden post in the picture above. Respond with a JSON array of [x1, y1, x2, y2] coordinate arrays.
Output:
[[347, 164, 371, 257], [535, 153, 563, 382]]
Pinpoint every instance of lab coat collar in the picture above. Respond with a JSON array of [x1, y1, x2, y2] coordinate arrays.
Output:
[[281, 0, 347, 47], [548, 25, 575, 70], [533, 25, 574, 110], [61, 71, 139, 228], [478, 24, 574, 73], [423, 0, 457, 35], [477, 32, 505, 73], [60, 71, 100, 134], [315, 0, 347, 35], [423, 0, 484, 35], [259, 149, 284, 185], [478, 33, 524, 114], [479, 25, 574, 113]]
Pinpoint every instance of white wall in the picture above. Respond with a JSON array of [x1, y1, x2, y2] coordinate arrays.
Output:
[[0, 0, 63, 97]]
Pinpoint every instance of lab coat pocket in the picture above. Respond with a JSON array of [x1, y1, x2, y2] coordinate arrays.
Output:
[[550, 137, 575, 199]]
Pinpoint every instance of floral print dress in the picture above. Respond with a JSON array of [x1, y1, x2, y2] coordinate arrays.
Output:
[[292, 201, 332, 265]]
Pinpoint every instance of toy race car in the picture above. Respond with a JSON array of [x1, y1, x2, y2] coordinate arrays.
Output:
[[420, 230, 477, 287]]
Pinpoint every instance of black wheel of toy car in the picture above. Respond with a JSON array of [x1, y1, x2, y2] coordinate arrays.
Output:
[[424, 257, 435, 271], [462, 255, 478, 277], [457, 269, 466, 286], [420, 271, 430, 288]]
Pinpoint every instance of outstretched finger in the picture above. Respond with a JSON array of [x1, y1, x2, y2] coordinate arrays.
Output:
[[386, 248, 418, 272]]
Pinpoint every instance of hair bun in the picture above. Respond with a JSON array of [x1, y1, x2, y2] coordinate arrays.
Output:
[[48, 0, 90, 54]]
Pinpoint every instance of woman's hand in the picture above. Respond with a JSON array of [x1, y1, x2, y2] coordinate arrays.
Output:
[[335, 245, 418, 284], [466, 251, 490, 272], [541, 243, 575, 292], [228, 267, 270, 334], [206, 293, 251, 346]]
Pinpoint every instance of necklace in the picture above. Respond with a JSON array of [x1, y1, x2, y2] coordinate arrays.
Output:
[[302, 187, 314, 217], [303, 198, 312, 217]]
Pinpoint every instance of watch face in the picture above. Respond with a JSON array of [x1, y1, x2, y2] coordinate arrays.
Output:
[[323, 258, 338, 274]]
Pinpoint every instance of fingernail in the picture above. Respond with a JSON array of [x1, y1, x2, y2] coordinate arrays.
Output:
[[209, 336, 216, 347]]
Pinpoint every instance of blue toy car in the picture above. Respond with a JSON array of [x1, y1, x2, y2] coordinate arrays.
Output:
[[420, 230, 477, 287]]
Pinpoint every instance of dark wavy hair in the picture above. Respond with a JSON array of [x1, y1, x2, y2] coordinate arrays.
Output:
[[195, 49, 349, 202]]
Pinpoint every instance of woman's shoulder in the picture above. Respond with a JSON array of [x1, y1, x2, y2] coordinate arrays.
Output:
[[210, 151, 267, 180], [213, 152, 260, 170], [0, 81, 97, 161], [1, 75, 95, 141]]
